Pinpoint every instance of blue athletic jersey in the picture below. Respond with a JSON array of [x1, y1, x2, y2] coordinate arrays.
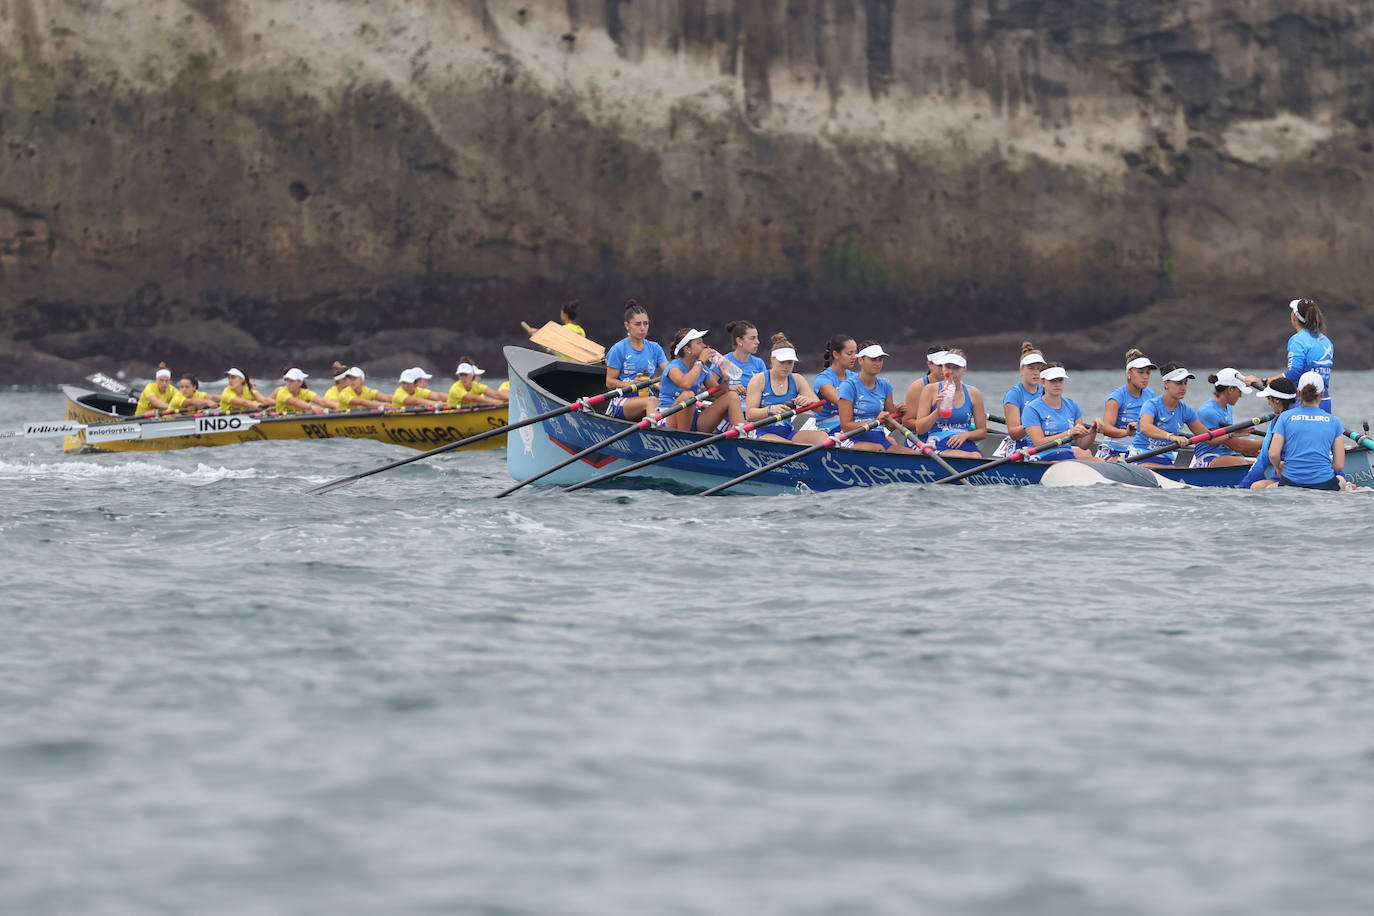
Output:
[[1284, 329, 1334, 409], [930, 383, 977, 444], [724, 353, 766, 390], [658, 358, 721, 409], [758, 372, 799, 408], [1192, 399, 1238, 461], [1132, 396, 1199, 452], [1272, 404, 1342, 484], [813, 367, 858, 430], [1237, 407, 1295, 488], [1021, 396, 1082, 459], [1003, 383, 1043, 449], [1103, 384, 1155, 452], [836, 374, 894, 422], [606, 338, 667, 384]]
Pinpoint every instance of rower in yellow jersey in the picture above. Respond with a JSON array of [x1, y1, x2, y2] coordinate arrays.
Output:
[[392, 368, 447, 408], [322, 361, 349, 403], [220, 369, 273, 411], [272, 368, 336, 414], [135, 365, 179, 414], [335, 367, 390, 409], [165, 375, 217, 412], [521, 300, 586, 359], [447, 360, 505, 407]]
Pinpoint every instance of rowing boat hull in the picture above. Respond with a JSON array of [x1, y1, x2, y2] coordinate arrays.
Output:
[[504, 348, 1374, 493], [61, 387, 508, 453]]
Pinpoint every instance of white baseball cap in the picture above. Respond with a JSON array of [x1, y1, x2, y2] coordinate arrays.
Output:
[[1040, 366, 1068, 381], [399, 368, 423, 384], [1125, 356, 1157, 371], [771, 347, 798, 363], [283, 368, 308, 382], [343, 367, 365, 379], [226, 368, 245, 379], [410, 367, 433, 380], [1161, 367, 1195, 383], [1298, 370, 1325, 394], [1020, 352, 1046, 367], [857, 344, 889, 359], [674, 329, 709, 355], [940, 353, 968, 368], [1212, 367, 1246, 390], [455, 362, 485, 376], [155, 367, 171, 379]]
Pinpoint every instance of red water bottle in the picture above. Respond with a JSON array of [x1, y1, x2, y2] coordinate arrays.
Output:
[[937, 371, 955, 419]]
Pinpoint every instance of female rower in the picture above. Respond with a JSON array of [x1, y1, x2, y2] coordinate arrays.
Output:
[[1097, 349, 1157, 460], [604, 300, 668, 421], [335, 368, 390, 410], [1129, 363, 1209, 466], [447, 359, 505, 408], [220, 369, 271, 411], [744, 334, 828, 444], [907, 349, 987, 457], [135, 364, 178, 414], [658, 328, 743, 432], [1190, 368, 1260, 468], [166, 375, 216, 412], [392, 368, 445, 408], [813, 334, 858, 433], [273, 368, 335, 414], [1246, 298, 1334, 411], [521, 299, 586, 339], [1237, 378, 1299, 489], [324, 361, 348, 402], [996, 342, 1045, 457], [837, 342, 915, 453], [1268, 371, 1344, 490], [723, 320, 767, 403], [1020, 364, 1099, 460], [901, 345, 951, 416]]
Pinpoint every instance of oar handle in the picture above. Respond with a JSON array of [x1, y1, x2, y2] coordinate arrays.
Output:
[[1342, 429, 1374, 452], [1123, 415, 1272, 464]]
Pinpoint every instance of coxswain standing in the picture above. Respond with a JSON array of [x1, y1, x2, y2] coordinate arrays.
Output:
[[1246, 298, 1334, 412]]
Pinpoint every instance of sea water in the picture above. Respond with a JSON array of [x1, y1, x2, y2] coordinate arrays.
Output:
[[3, 371, 1373, 915]]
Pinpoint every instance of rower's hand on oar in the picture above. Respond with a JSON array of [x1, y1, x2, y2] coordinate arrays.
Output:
[[1172, 434, 1191, 447]]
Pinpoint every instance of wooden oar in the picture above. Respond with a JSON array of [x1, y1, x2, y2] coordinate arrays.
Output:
[[493, 385, 726, 498], [1123, 415, 1272, 465], [563, 401, 823, 493], [883, 419, 970, 485], [306, 376, 660, 495], [934, 431, 1079, 485], [697, 418, 885, 496]]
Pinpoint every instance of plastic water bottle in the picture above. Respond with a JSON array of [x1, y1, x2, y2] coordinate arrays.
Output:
[[711, 354, 742, 382], [938, 374, 955, 419]]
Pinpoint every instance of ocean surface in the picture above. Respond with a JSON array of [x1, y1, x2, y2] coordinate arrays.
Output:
[[3, 370, 1373, 916]]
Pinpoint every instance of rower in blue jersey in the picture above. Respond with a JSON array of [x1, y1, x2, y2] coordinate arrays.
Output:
[[1020, 364, 1099, 460], [836, 342, 916, 452], [1097, 348, 1156, 460], [906, 348, 987, 457], [723, 321, 767, 409], [1190, 368, 1261, 468], [1129, 363, 1209, 466], [1268, 371, 1345, 490], [1237, 377, 1298, 489], [995, 341, 1045, 457], [604, 300, 668, 421], [901, 345, 951, 418], [658, 327, 744, 433], [813, 334, 859, 433], [744, 333, 829, 444]]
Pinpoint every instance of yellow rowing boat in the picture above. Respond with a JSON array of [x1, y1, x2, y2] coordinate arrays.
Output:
[[61, 386, 508, 453]]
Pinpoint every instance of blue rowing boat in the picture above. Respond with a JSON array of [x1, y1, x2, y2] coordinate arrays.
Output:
[[504, 347, 1374, 493]]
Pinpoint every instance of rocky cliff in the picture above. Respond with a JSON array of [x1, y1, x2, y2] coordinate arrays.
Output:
[[3, 0, 1374, 382]]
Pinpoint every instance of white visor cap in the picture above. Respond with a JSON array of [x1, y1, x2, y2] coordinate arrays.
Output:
[[1039, 366, 1068, 381], [928, 350, 949, 364], [1255, 382, 1296, 399], [940, 353, 967, 368], [1125, 356, 1157, 371], [1213, 367, 1246, 390], [283, 368, 308, 382], [455, 362, 485, 376], [674, 329, 709, 355], [857, 344, 889, 359], [155, 368, 171, 379], [1298, 370, 1325, 394], [1020, 352, 1046, 367], [772, 347, 798, 363], [226, 368, 245, 379], [1162, 367, 1195, 383], [1289, 299, 1306, 323]]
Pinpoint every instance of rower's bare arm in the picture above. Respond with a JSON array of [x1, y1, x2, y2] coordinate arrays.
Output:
[[1138, 414, 1182, 444], [838, 399, 860, 432], [1333, 440, 1346, 472], [908, 386, 938, 434], [796, 376, 818, 406], [1003, 403, 1026, 440], [1268, 434, 1285, 473], [1099, 400, 1130, 439], [969, 390, 989, 440], [743, 375, 769, 422]]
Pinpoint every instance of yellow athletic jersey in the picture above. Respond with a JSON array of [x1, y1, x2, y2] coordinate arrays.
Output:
[[273, 386, 317, 413], [166, 389, 210, 412], [498, 381, 510, 393], [446, 381, 491, 407], [135, 381, 177, 414], [564, 322, 586, 337], [220, 386, 259, 412], [323, 385, 341, 402], [336, 385, 381, 409]]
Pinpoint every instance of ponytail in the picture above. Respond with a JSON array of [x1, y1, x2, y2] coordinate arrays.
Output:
[[1295, 298, 1327, 335], [562, 298, 580, 322], [823, 334, 853, 368], [1301, 381, 1322, 403]]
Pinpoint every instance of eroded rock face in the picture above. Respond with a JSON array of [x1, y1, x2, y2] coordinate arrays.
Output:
[[1, 0, 1372, 379]]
